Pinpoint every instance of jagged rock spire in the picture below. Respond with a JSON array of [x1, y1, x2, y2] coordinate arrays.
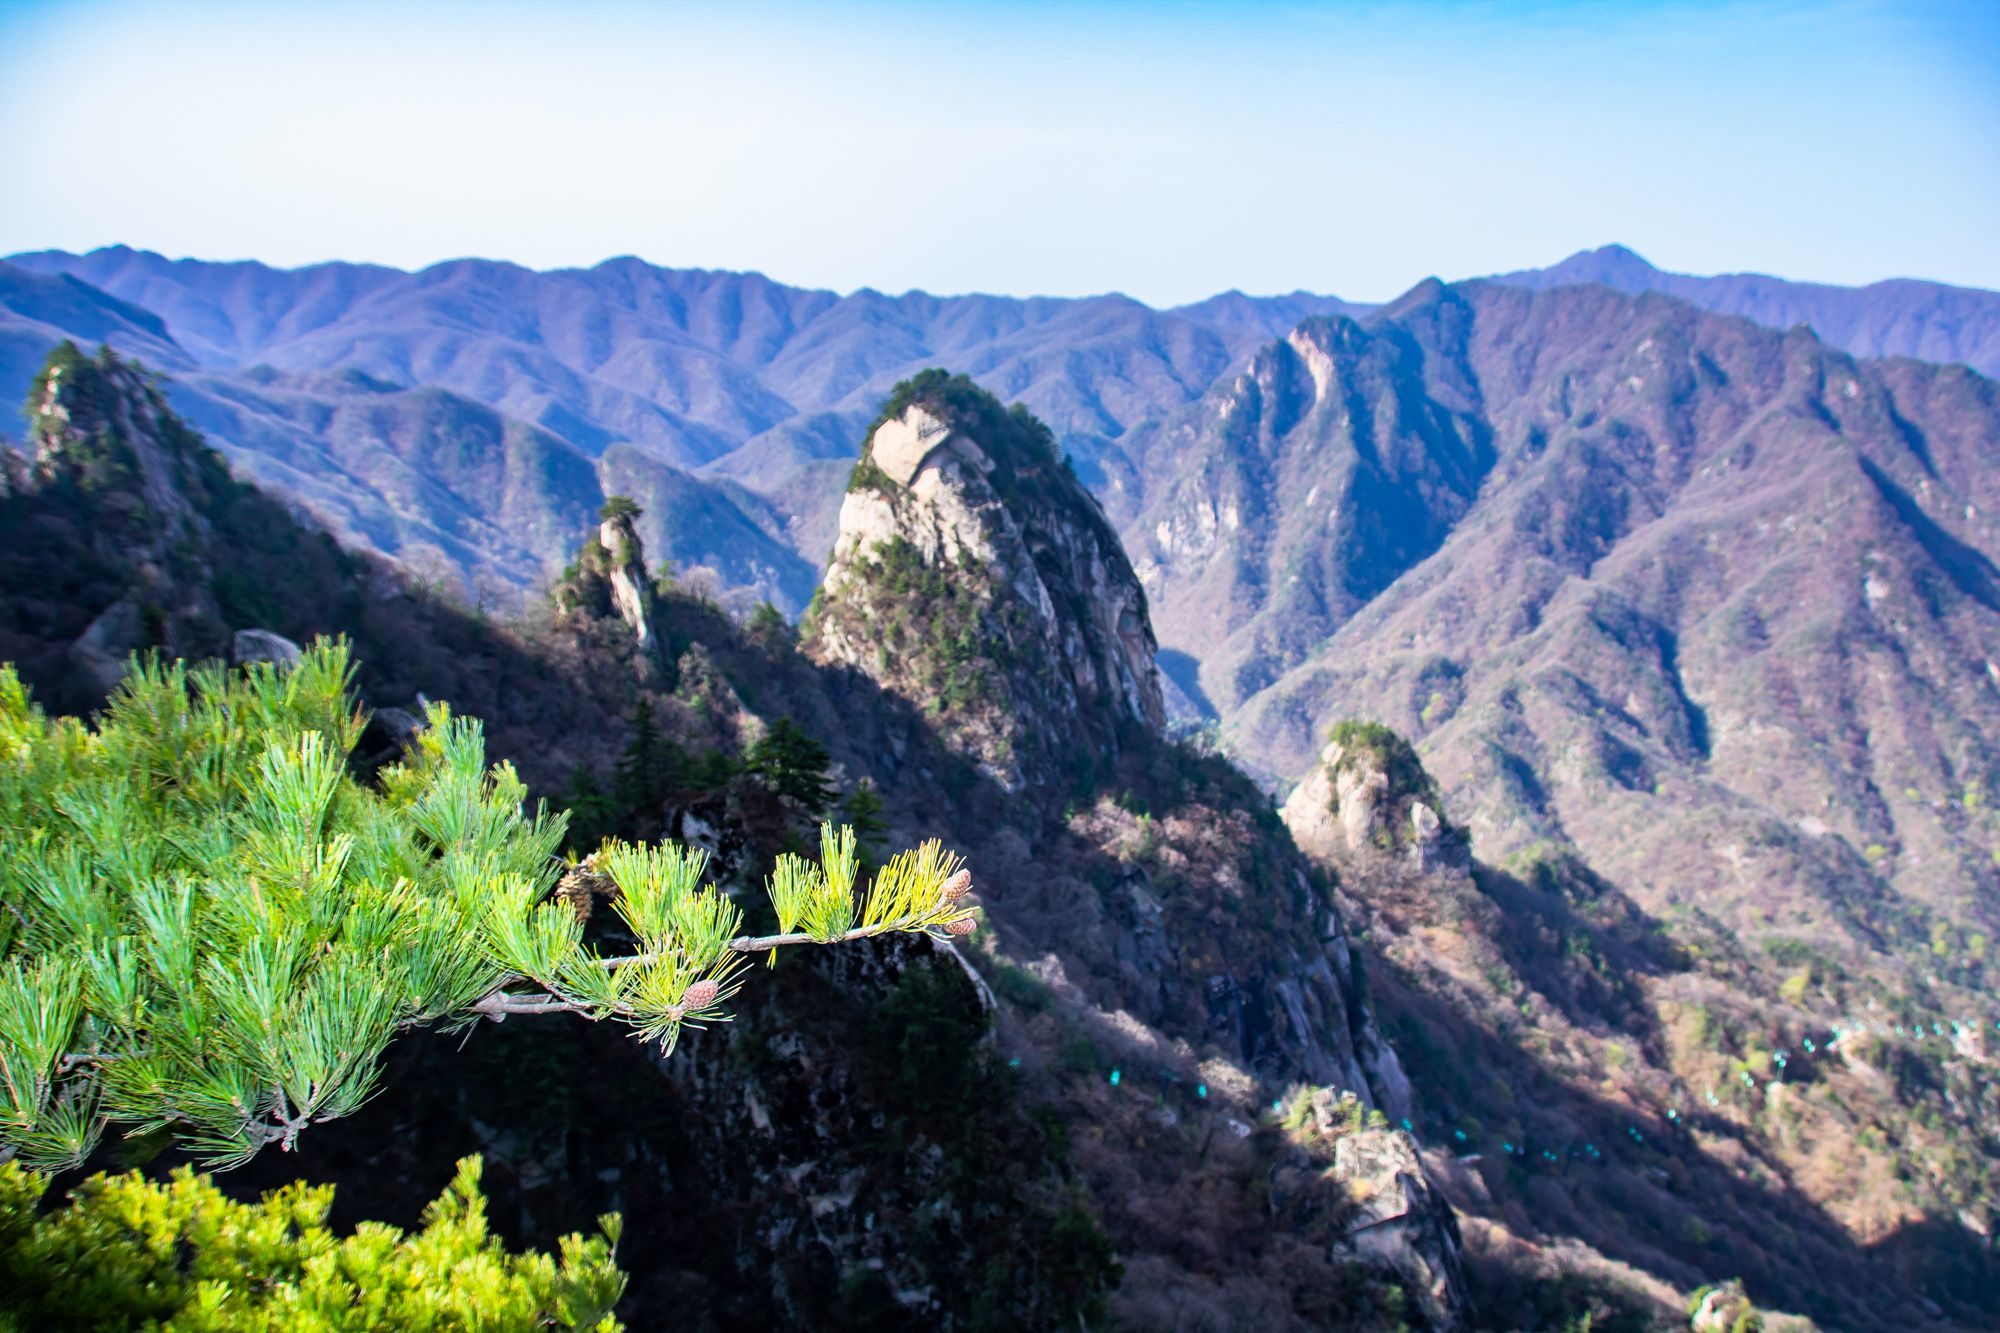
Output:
[[554, 496, 662, 661], [804, 371, 1164, 796]]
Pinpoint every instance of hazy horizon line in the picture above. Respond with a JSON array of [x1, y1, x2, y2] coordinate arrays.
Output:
[[11, 241, 1996, 309]]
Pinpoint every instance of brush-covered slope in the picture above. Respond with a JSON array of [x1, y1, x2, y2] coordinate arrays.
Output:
[[1129, 277, 2000, 1327], [1202, 281, 2000, 942], [4, 248, 1365, 576], [0, 264, 820, 613], [1284, 730, 1996, 1330], [3, 352, 1481, 1330]]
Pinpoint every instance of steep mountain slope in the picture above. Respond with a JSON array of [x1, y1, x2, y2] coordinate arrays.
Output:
[[13, 244, 1994, 620], [0, 262, 192, 390], [1195, 282, 2000, 931], [4, 350, 1493, 1331], [1125, 279, 2000, 1325], [807, 371, 1165, 799], [1281, 730, 1995, 1330], [1491, 244, 2000, 379], [0, 277, 816, 613], [796, 371, 1485, 1326], [1115, 291, 1493, 710]]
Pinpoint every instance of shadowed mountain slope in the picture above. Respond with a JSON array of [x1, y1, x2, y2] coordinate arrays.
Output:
[[1117, 277, 2000, 1326], [4, 349, 1488, 1331]]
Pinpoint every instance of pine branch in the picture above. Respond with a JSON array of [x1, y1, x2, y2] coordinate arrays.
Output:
[[468, 990, 599, 1020], [595, 908, 960, 970]]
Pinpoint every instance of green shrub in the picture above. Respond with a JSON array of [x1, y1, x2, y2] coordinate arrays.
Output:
[[0, 1155, 624, 1331]]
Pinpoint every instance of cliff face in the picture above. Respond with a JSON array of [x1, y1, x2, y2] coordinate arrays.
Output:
[[796, 374, 1472, 1325], [1118, 298, 1492, 710], [10, 343, 237, 698], [806, 373, 1164, 799], [554, 505, 662, 657]]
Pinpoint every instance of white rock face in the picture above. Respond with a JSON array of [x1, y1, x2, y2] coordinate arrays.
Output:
[[1410, 799, 1442, 843], [1280, 748, 1344, 861], [812, 401, 1166, 795], [1329, 1130, 1470, 1330], [1279, 740, 1388, 858], [600, 516, 656, 653], [869, 404, 955, 485], [1281, 739, 1466, 873]]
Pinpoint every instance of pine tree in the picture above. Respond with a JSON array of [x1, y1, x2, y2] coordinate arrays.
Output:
[[844, 778, 890, 865], [0, 641, 979, 1172], [747, 717, 836, 816], [559, 766, 619, 852], [611, 698, 677, 818]]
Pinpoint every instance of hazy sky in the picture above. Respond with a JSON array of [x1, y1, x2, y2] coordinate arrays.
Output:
[[1, 0, 1994, 304]]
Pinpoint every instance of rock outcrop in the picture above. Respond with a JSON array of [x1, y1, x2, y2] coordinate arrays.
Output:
[[1327, 1129, 1469, 1329], [806, 371, 1164, 798], [553, 500, 665, 664], [14, 343, 235, 695], [231, 627, 303, 669], [1268, 1090, 1470, 1330], [1283, 722, 1467, 874], [599, 513, 658, 652]]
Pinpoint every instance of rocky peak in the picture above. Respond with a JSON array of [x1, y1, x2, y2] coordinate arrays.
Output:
[[1126, 299, 1492, 710], [805, 370, 1165, 795], [554, 498, 662, 659], [11, 343, 246, 696], [1282, 721, 1466, 874], [1267, 1086, 1471, 1330], [25, 342, 215, 553], [598, 511, 657, 651]]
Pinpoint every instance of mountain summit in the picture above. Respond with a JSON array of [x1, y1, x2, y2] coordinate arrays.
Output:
[[806, 370, 1165, 797]]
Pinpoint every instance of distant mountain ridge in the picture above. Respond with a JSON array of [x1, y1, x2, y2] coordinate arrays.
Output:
[[5, 244, 1994, 617], [8, 245, 2000, 1326], [1, 247, 1376, 606], [1489, 243, 2000, 378]]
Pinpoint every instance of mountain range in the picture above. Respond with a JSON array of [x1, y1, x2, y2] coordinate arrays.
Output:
[[9, 243, 1992, 622], [5, 243, 1998, 1325], [0, 246, 1365, 612]]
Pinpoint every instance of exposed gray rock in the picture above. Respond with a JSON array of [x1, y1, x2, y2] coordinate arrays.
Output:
[[1328, 1129, 1470, 1330], [810, 391, 1165, 799], [370, 705, 425, 748], [68, 597, 142, 698], [1281, 733, 1468, 873], [1266, 1109, 1470, 1330], [599, 514, 657, 654], [232, 628, 302, 670]]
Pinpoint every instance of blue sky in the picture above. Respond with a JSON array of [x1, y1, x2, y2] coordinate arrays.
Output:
[[0, 0, 1994, 304]]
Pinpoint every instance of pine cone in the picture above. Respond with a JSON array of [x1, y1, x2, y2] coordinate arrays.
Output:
[[942, 917, 977, 937], [555, 856, 615, 923], [940, 869, 973, 903], [682, 979, 720, 1010]]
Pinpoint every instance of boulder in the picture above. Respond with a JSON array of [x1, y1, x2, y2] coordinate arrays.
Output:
[[232, 628, 303, 670], [1329, 1129, 1471, 1330], [68, 597, 143, 698]]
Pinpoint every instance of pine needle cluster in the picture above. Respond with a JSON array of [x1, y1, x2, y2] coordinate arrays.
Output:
[[0, 640, 976, 1172]]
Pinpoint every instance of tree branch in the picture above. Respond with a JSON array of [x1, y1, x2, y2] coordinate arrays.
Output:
[[596, 913, 941, 970], [469, 908, 971, 1024], [469, 990, 598, 1021]]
